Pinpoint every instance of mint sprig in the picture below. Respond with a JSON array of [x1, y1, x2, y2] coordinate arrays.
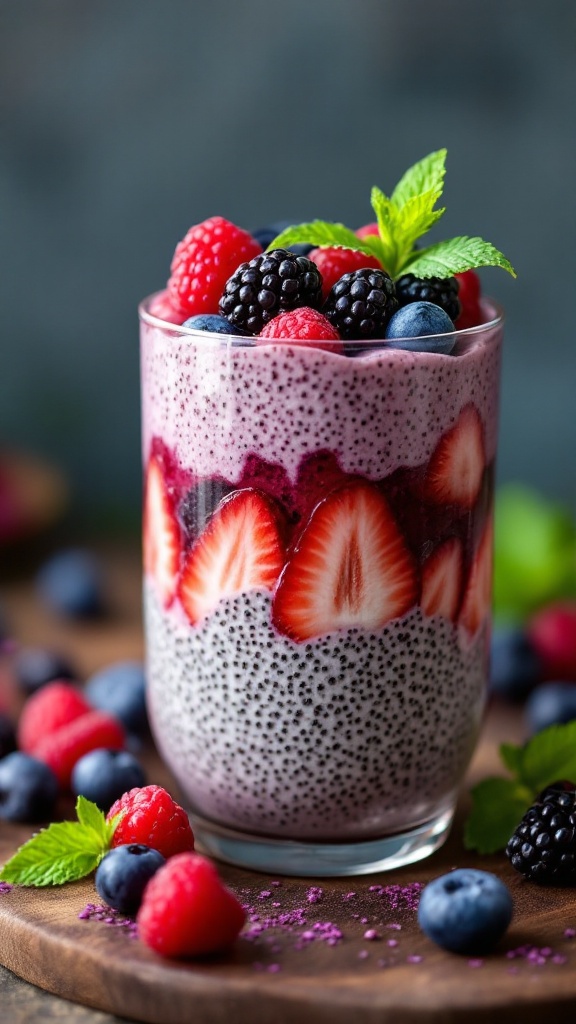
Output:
[[268, 148, 516, 281], [464, 721, 576, 854], [0, 796, 121, 887]]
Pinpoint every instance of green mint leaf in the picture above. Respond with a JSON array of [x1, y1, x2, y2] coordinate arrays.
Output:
[[401, 236, 517, 279], [370, 187, 402, 276], [391, 149, 447, 209], [75, 795, 118, 848], [0, 821, 105, 887], [392, 189, 445, 267], [516, 721, 576, 793], [267, 221, 378, 260], [464, 777, 533, 854], [499, 742, 524, 778]]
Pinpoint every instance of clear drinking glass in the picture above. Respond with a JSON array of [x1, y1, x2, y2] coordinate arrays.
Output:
[[140, 296, 503, 876]]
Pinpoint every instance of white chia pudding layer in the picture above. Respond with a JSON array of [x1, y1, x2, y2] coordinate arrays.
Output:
[[146, 584, 487, 840]]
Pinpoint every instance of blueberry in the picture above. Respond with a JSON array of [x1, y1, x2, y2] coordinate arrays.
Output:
[[85, 661, 148, 735], [0, 752, 58, 823], [385, 301, 456, 353], [71, 749, 146, 811], [526, 682, 576, 734], [35, 548, 104, 618], [489, 627, 542, 701], [182, 314, 244, 336], [95, 844, 165, 916], [418, 869, 513, 954], [0, 714, 16, 759], [14, 646, 76, 695]]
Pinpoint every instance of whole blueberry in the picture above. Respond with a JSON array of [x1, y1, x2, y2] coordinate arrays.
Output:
[[489, 627, 542, 701], [182, 314, 244, 336], [85, 661, 147, 735], [35, 548, 104, 618], [385, 301, 456, 353], [526, 682, 576, 734], [0, 752, 59, 823], [0, 714, 16, 759], [71, 748, 146, 811], [14, 646, 76, 695], [418, 869, 513, 954], [95, 844, 165, 915]]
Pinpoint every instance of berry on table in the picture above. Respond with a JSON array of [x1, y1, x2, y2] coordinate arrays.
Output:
[[71, 748, 147, 811], [85, 661, 148, 736], [385, 301, 456, 353], [13, 647, 75, 695], [219, 249, 322, 335], [32, 711, 126, 789], [35, 549, 104, 618], [168, 216, 262, 318], [395, 274, 460, 323], [18, 681, 92, 755], [182, 314, 245, 336], [525, 683, 576, 734], [489, 626, 542, 701], [418, 869, 513, 954], [0, 751, 59, 823], [322, 268, 398, 340], [95, 844, 166, 916], [506, 782, 576, 883], [308, 246, 382, 300], [107, 785, 195, 858], [136, 852, 246, 958], [258, 307, 343, 354], [527, 603, 576, 681]]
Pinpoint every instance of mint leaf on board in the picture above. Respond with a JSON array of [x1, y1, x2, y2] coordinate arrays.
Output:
[[76, 794, 120, 848], [402, 236, 517, 279], [267, 221, 378, 259], [464, 777, 533, 855], [518, 721, 576, 793], [391, 149, 447, 210]]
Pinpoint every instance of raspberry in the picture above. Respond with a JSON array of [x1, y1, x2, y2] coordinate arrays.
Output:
[[309, 246, 382, 300], [258, 307, 342, 353], [107, 785, 195, 858], [137, 852, 246, 958], [18, 681, 91, 755], [32, 711, 125, 789], [219, 249, 322, 335], [168, 217, 262, 318], [148, 291, 185, 325], [356, 222, 379, 238], [395, 273, 461, 322], [454, 269, 482, 328], [506, 782, 576, 883], [323, 267, 398, 340]]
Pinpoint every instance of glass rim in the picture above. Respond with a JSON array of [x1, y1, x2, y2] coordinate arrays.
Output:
[[139, 291, 504, 346]]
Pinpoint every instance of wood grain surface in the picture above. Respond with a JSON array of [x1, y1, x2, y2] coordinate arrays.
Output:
[[1, 547, 576, 1023]]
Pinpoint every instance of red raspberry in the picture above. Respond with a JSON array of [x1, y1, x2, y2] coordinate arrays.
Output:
[[107, 785, 194, 858], [258, 307, 343, 354], [137, 852, 245, 958], [528, 602, 576, 681], [309, 246, 382, 300], [18, 681, 91, 755], [33, 711, 125, 788], [356, 221, 379, 239], [148, 291, 185, 325], [167, 216, 262, 318], [454, 270, 482, 329]]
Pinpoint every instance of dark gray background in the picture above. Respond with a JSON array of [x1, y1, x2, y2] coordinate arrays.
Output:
[[2, 0, 575, 531]]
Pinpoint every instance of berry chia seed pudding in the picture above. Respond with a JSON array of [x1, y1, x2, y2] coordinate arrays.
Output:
[[140, 151, 514, 874]]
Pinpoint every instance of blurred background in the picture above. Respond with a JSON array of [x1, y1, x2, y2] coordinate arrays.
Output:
[[1, 0, 575, 537]]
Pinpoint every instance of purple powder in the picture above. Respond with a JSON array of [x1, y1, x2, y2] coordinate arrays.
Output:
[[0, 883, 13, 895], [468, 959, 483, 969], [78, 903, 138, 936], [267, 963, 281, 973], [344, 892, 356, 900], [259, 890, 272, 899], [407, 954, 423, 964], [358, 950, 369, 960], [363, 929, 380, 941], [306, 886, 323, 904], [564, 928, 576, 939], [387, 939, 398, 948], [553, 954, 568, 965]]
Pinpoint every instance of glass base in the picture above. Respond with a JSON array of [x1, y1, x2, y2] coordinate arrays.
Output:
[[191, 806, 454, 877]]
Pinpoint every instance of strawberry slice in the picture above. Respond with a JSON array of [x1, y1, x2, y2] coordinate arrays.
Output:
[[178, 489, 284, 625], [143, 454, 181, 608], [421, 537, 464, 622], [424, 405, 486, 508], [459, 517, 494, 637], [272, 484, 418, 642]]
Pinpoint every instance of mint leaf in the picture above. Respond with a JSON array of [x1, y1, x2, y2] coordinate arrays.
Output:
[[0, 821, 105, 886], [500, 742, 524, 778], [517, 721, 576, 792], [392, 189, 445, 269], [267, 221, 377, 259], [391, 149, 447, 209], [402, 236, 517, 279], [76, 795, 119, 848], [464, 777, 533, 854]]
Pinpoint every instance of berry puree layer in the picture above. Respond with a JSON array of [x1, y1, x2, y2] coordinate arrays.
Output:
[[140, 308, 502, 841]]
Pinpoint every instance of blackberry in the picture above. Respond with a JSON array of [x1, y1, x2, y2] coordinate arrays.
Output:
[[395, 274, 461, 323], [506, 781, 576, 884], [322, 268, 398, 340], [219, 249, 322, 335]]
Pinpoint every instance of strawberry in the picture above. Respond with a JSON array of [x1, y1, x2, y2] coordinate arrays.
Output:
[[309, 246, 382, 300], [424, 405, 485, 509], [272, 484, 418, 641], [421, 537, 464, 622], [178, 489, 285, 625], [143, 454, 181, 608], [459, 517, 494, 636]]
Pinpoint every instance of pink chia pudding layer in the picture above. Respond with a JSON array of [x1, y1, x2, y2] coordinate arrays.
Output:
[[140, 303, 502, 841]]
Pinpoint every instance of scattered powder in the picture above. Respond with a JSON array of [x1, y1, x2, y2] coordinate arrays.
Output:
[[78, 903, 138, 938], [564, 928, 575, 939], [358, 950, 369, 960], [259, 890, 272, 899], [0, 883, 13, 895], [505, 944, 568, 967], [468, 959, 483, 969], [306, 887, 323, 904], [363, 929, 380, 941], [387, 939, 398, 948], [407, 954, 423, 964], [344, 892, 356, 900], [267, 963, 281, 973]]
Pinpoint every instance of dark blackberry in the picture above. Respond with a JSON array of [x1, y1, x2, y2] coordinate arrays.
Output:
[[395, 274, 461, 322], [322, 268, 398, 340], [219, 249, 322, 335], [506, 781, 576, 884]]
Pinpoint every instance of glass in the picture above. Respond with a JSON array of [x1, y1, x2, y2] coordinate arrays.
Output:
[[140, 296, 503, 876]]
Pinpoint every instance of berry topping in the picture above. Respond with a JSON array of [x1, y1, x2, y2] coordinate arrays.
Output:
[[72, 749, 147, 812], [423, 404, 485, 508], [219, 249, 322, 335], [85, 661, 148, 736], [526, 684, 576, 735], [258, 307, 343, 354], [506, 783, 576, 884], [95, 845, 166, 916], [13, 647, 75, 695], [322, 268, 398, 340], [143, 454, 182, 609], [0, 752, 59, 823], [459, 517, 494, 637], [395, 274, 460, 322], [489, 627, 542, 701], [0, 713, 16, 760], [178, 489, 285, 626], [35, 549, 104, 618], [32, 711, 125, 789], [308, 246, 382, 300], [136, 852, 246, 958], [421, 537, 464, 622], [182, 313, 244, 336], [168, 216, 261, 318], [148, 291, 185, 325], [527, 603, 576, 682], [272, 484, 418, 642], [385, 302, 456, 353], [418, 869, 513, 954], [455, 270, 482, 329], [355, 222, 379, 239], [18, 681, 91, 755], [107, 785, 195, 858]]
